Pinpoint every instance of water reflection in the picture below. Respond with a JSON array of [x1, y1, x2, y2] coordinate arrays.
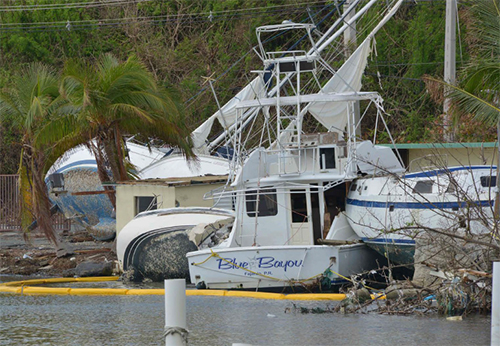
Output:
[[0, 277, 491, 345]]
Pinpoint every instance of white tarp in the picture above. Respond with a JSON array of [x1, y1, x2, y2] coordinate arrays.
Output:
[[308, 0, 403, 131], [191, 77, 265, 150], [307, 37, 372, 131], [191, 115, 216, 150]]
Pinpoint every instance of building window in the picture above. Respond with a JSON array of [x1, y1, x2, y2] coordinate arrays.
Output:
[[246, 189, 278, 217], [135, 196, 157, 215]]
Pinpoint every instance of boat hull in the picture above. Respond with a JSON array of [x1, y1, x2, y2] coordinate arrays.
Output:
[[362, 239, 415, 267], [117, 207, 234, 281], [187, 244, 377, 291], [345, 166, 496, 265]]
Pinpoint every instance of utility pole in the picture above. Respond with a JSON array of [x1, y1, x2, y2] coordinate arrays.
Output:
[[343, 0, 356, 57], [343, 0, 361, 138], [443, 0, 456, 142]]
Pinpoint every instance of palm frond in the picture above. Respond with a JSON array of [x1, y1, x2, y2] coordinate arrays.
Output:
[[447, 85, 500, 126]]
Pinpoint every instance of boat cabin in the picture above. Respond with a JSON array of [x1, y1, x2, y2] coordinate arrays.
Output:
[[224, 130, 356, 248], [227, 182, 349, 248]]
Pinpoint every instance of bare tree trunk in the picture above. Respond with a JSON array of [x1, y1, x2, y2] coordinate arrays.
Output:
[[113, 126, 128, 181], [89, 142, 116, 208], [102, 132, 127, 183]]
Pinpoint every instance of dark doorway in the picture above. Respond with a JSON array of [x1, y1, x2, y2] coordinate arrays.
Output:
[[310, 190, 322, 244]]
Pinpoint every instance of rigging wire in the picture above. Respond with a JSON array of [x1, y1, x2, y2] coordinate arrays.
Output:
[[203, 1, 353, 150], [215, 1, 401, 153], [0, 0, 330, 13], [0, 0, 152, 11], [0, 5, 329, 31], [217, 1, 399, 144]]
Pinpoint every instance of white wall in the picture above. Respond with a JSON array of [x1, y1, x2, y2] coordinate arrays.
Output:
[[407, 146, 497, 172], [115, 182, 226, 234]]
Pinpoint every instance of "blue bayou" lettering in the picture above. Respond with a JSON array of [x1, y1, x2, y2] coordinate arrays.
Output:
[[217, 256, 303, 272]]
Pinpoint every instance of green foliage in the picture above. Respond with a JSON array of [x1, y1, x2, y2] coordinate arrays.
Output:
[[456, 0, 500, 126], [358, 1, 450, 143], [42, 53, 194, 186], [405, 2, 446, 79], [0, 1, 494, 173]]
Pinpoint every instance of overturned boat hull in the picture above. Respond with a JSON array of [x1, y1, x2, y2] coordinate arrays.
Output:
[[117, 207, 234, 282]]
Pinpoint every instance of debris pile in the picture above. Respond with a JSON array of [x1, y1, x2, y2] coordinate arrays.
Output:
[[288, 266, 492, 317], [0, 228, 117, 277]]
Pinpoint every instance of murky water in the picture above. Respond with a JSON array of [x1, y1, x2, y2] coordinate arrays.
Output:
[[0, 277, 491, 346]]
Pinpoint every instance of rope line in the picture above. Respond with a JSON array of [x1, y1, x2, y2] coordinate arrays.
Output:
[[163, 326, 189, 345]]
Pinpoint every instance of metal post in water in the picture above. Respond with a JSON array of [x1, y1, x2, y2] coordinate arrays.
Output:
[[164, 279, 187, 346], [492, 262, 500, 345]]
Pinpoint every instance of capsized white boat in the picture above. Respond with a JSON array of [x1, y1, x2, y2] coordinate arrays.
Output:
[[116, 207, 234, 281], [187, 1, 407, 291], [345, 166, 497, 265], [47, 140, 166, 176], [139, 152, 230, 179]]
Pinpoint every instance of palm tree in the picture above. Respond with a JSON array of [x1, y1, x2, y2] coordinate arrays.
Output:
[[38, 54, 194, 207], [446, 0, 499, 125], [0, 63, 67, 244]]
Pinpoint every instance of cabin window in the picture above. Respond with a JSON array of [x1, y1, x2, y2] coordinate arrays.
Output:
[[291, 191, 308, 223], [319, 148, 336, 169], [246, 189, 278, 217], [413, 181, 433, 194], [135, 196, 157, 215], [350, 184, 357, 192], [481, 176, 497, 188]]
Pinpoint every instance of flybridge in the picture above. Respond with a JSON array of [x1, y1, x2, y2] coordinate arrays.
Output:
[[255, 22, 319, 68]]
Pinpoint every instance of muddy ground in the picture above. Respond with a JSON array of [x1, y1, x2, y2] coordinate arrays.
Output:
[[0, 228, 117, 278]]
